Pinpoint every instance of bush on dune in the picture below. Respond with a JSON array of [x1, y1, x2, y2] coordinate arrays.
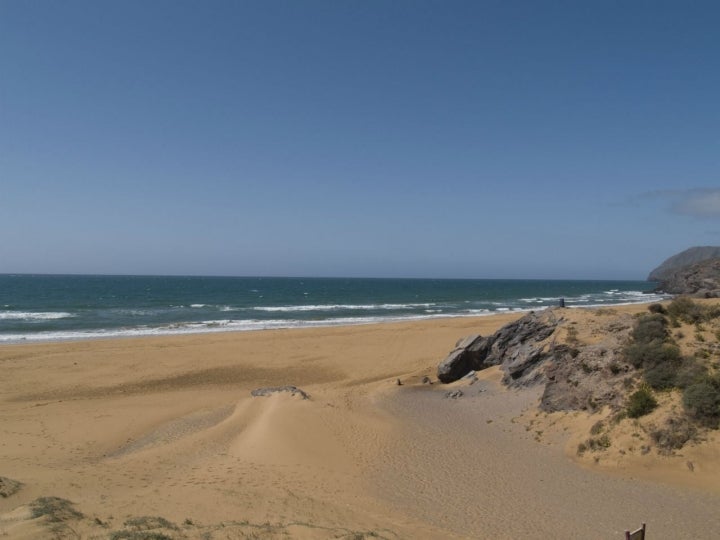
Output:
[[627, 386, 658, 418], [644, 360, 681, 390], [667, 297, 720, 324], [631, 313, 668, 344], [683, 376, 720, 428]]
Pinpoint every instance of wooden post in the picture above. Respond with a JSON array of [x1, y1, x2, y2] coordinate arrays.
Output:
[[625, 523, 646, 540]]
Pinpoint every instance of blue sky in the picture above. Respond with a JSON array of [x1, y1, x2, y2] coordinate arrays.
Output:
[[1, 1, 718, 279]]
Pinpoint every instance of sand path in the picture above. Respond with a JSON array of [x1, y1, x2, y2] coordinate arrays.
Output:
[[374, 370, 720, 538]]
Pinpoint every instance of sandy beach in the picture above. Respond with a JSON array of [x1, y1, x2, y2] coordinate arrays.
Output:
[[1, 308, 719, 539]]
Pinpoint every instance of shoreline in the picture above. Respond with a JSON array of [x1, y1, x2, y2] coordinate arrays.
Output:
[[0, 297, 667, 346]]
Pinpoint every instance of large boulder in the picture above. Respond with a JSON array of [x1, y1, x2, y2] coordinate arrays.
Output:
[[437, 334, 494, 383]]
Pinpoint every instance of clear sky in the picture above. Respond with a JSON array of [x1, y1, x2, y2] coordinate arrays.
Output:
[[1, 1, 718, 279]]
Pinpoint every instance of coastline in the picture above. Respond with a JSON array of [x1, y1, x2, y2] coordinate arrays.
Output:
[[0, 297, 666, 346], [2, 305, 718, 538], [0, 274, 666, 345]]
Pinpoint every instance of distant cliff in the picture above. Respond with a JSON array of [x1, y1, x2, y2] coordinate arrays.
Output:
[[648, 246, 720, 282], [658, 258, 720, 296]]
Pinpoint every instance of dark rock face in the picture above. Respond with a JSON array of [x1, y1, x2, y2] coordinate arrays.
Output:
[[437, 334, 488, 383], [437, 310, 561, 384], [250, 386, 310, 399], [437, 309, 637, 413], [648, 246, 720, 282], [658, 258, 720, 297]]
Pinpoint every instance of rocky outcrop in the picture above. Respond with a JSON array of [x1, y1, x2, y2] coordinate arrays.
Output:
[[648, 246, 720, 282], [437, 310, 562, 384], [437, 309, 638, 412], [250, 386, 310, 399], [657, 258, 720, 297]]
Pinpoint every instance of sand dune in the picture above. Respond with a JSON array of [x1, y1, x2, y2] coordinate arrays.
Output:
[[1, 310, 719, 538]]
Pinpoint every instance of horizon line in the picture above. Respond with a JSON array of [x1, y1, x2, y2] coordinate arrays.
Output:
[[0, 272, 653, 282]]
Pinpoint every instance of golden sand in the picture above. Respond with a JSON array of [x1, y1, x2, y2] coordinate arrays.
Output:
[[1, 308, 719, 538]]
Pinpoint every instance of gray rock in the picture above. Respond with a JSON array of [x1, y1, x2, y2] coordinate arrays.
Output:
[[444, 390, 464, 399], [421, 376, 432, 384], [437, 310, 561, 384], [437, 308, 638, 414], [539, 316, 636, 412], [250, 386, 310, 399], [0, 476, 22, 498]]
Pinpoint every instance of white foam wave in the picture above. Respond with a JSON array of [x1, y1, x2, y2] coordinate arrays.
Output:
[[519, 297, 559, 303], [253, 303, 435, 312], [0, 311, 74, 321], [0, 310, 510, 344], [190, 304, 206, 308]]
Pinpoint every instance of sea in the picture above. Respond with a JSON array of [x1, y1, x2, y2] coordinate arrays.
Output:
[[0, 275, 667, 344]]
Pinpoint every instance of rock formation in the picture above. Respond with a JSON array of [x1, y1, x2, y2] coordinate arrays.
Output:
[[656, 258, 720, 297], [437, 309, 638, 412], [437, 309, 562, 385]]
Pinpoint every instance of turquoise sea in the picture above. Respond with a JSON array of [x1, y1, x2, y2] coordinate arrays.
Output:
[[0, 275, 665, 343]]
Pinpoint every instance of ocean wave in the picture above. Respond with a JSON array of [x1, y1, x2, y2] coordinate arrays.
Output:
[[519, 297, 559, 303], [0, 310, 501, 343], [253, 303, 435, 312], [0, 311, 74, 321]]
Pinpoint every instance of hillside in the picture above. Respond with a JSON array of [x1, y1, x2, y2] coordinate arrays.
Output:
[[659, 258, 720, 297], [648, 246, 720, 282]]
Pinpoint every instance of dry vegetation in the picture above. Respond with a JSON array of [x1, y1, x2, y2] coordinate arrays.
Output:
[[568, 298, 720, 460]]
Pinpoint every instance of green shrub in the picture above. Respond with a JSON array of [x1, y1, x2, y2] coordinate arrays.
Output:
[[110, 532, 173, 540], [667, 297, 707, 324], [625, 342, 680, 369], [631, 314, 668, 344], [683, 379, 720, 428], [29, 497, 83, 522], [674, 360, 708, 389], [644, 361, 680, 390], [124, 516, 177, 531], [579, 434, 612, 453], [627, 387, 658, 418], [590, 420, 604, 435], [648, 303, 667, 315]]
